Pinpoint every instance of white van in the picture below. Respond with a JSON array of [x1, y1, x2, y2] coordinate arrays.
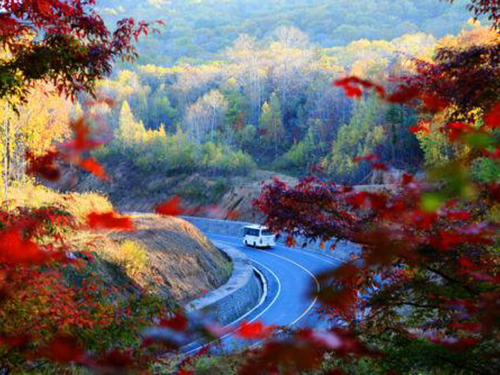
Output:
[[242, 225, 276, 249]]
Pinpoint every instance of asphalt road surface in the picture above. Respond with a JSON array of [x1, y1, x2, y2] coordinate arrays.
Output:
[[182, 232, 344, 353]]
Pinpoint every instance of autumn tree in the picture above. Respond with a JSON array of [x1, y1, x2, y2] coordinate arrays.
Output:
[[0, 0, 157, 104], [253, 5, 500, 373], [0, 84, 71, 203], [227, 35, 267, 126], [259, 93, 285, 159], [184, 90, 228, 144], [117, 100, 146, 147]]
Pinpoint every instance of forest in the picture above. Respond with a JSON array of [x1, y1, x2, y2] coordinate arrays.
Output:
[[2, 0, 500, 374], [97, 0, 473, 65], [82, 22, 499, 185]]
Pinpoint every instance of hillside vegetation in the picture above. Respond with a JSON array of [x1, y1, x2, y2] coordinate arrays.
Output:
[[73, 23, 500, 194], [96, 0, 473, 65], [6, 183, 231, 303]]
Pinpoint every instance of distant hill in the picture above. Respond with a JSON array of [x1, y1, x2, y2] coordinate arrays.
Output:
[[96, 0, 474, 65]]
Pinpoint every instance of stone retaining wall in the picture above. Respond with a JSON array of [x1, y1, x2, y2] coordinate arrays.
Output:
[[184, 243, 262, 325]]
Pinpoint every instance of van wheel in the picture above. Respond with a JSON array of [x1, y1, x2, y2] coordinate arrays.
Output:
[[244, 240, 248, 247]]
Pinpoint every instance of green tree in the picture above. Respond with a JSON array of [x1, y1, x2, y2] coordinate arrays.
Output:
[[149, 92, 178, 130], [384, 104, 423, 170], [259, 93, 285, 158], [324, 95, 386, 184], [276, 127, 320, 174], [223, 79, 249, 133]]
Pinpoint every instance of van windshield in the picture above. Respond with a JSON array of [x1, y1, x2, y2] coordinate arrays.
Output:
[[261, 229, 273, 236]]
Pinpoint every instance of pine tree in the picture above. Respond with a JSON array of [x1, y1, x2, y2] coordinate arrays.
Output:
[[325, 95, 386, 184]]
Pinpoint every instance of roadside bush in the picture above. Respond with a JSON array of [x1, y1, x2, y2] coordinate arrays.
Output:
[[116, 240, 149, 278], [6, 181, 113, 224], [199, 142, 256, 175]]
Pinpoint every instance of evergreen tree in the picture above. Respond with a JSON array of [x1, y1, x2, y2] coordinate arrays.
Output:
[[276, 126, 319, 174], [384, 104, 423, 170], [324, 95, 386, 184], [149, 94, 178, 130]]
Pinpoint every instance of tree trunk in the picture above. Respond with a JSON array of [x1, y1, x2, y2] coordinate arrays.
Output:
[[3, 116, 10, 210]]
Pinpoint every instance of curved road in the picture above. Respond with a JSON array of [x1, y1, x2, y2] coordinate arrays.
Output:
[[183, 232, 344, 353]]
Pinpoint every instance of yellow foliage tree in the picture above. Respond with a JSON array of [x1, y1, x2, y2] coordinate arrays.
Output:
[[0, 84, 71, 201]]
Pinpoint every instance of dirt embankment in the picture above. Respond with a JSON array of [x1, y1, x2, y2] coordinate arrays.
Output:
[[112, 214, 231, 304], [215, 171, 298, 222], [7, 183, 231, 304]]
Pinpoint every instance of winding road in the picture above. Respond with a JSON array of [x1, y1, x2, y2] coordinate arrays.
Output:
[[182, 232, 344, 353]]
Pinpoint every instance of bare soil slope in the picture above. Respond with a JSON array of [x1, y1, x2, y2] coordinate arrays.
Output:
[[216, 171, 298, 223], [7, 183, 231, 304], [113, 214, 231, 303]]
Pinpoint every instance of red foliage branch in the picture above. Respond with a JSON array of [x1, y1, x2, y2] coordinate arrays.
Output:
[[0, 0, 162, 102], [255, 92, 500, 373]]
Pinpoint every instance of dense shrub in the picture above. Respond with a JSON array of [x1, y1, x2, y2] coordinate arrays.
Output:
[[116, 240, 149, 278], [98, 114, 256, 177], [199, 143, 256, 175]]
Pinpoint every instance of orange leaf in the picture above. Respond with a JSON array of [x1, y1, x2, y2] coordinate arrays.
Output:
[[0, 230, 51, 264], [86, 211, 135, 231], [227, 209, 240, 220], [79, 157, 108, 180], [235, 320, 275, 339], [156, 197, 185, 216]]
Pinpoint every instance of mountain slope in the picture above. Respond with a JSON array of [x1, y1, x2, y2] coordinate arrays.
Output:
[[97, 0, 473, 64]]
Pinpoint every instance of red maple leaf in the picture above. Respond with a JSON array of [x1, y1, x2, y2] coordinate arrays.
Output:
[[79, 157, 108, 181], [64, 117, 103, 154], [159, 312, 188, 332], [0, 229, 52, 264], [156, 197, 186, 216], [354, 154, 378, 163], [372, 162, 389, 171], [95, 349, 134, 370], [444, 122, 474, 142], [86, 212, 135, 231], [0, 334, 31, 349], [421, 94, 449, 113], [25, 149, 61, 181], [236, 320, 275, 339], [387, 84, 420, 104], [409, 125, 425, 134], [484, 102, 500, 129], [36, 0, 54, 15]]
